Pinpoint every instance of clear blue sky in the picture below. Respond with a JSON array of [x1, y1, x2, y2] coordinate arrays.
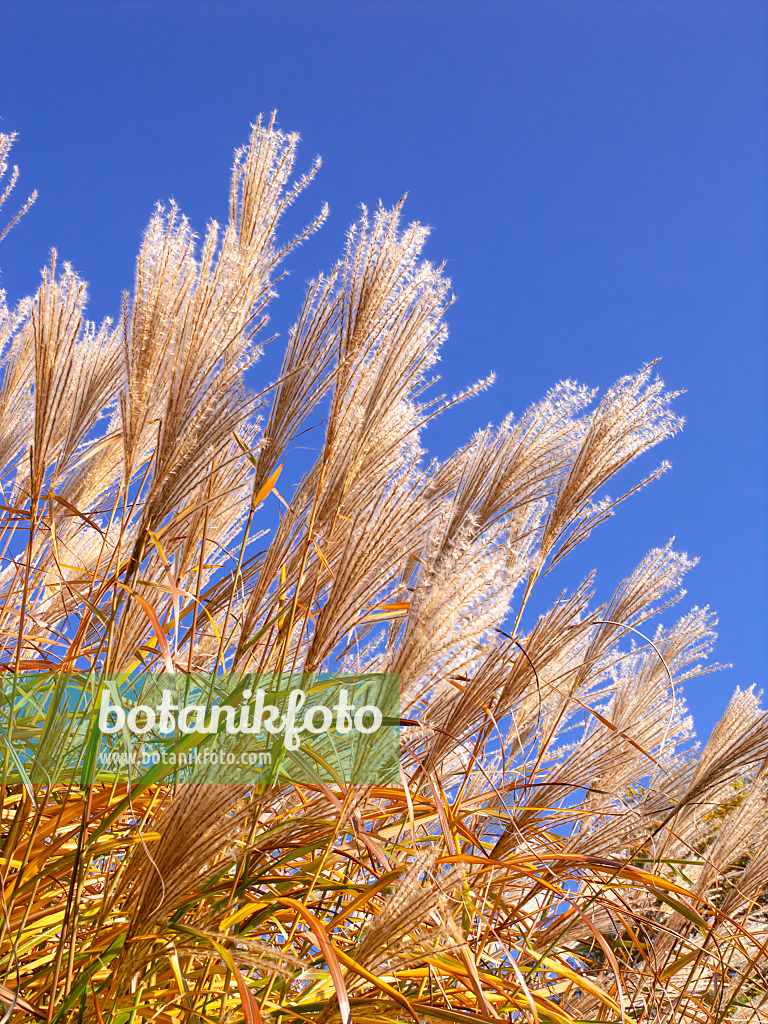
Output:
[[1, 0, 765, 738]]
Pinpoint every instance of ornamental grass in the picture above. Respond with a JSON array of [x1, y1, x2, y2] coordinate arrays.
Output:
[[0, 119, 766, 1024]]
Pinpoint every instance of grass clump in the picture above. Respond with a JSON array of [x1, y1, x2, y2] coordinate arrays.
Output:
[[0, 119, 767, 1024]]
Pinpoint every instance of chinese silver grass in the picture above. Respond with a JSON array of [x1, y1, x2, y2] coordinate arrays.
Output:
[[1, 122, 767, 1024]]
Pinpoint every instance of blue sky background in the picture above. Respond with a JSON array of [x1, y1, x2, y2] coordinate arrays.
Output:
[[1, 0, 765, 739]]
